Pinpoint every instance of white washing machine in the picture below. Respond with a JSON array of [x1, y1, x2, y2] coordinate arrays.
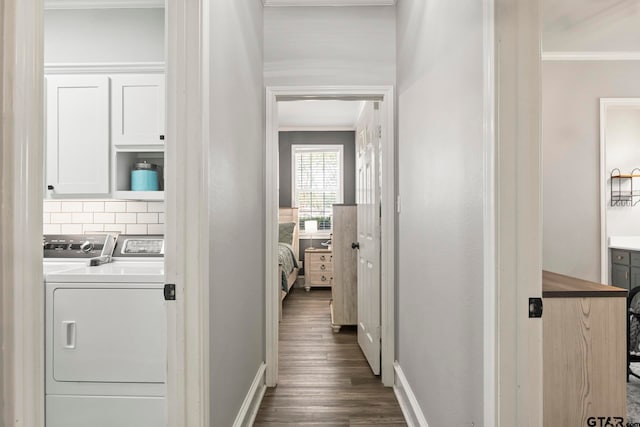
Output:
[[44, 234, 166, 427]]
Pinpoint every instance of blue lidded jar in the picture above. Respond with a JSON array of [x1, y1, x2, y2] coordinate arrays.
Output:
[[131, 161, 159, 191]]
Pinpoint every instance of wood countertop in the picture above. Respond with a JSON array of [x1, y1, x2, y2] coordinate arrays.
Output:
[[542, 270, 628, 298]]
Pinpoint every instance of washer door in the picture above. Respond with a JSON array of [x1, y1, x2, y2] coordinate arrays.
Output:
[[52, 287, 165, 383]]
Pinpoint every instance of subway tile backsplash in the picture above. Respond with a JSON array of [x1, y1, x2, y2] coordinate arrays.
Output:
[[43, 199, 164, 235]]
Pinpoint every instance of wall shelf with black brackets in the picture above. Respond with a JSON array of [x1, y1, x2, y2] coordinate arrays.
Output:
[[611, 168, 640, 206]]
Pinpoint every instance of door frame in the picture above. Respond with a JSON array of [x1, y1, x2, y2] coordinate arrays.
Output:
[[599, 98, 640, 284], [1, 0, 210, 425], [1, 1, 46, 425], [265, 86, 396, 387]]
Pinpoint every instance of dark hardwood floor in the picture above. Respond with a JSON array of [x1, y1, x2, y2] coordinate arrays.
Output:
[[254, 288, 406, 427]]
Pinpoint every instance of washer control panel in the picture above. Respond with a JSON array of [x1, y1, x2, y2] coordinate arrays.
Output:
[[43, 234, 116, 259]]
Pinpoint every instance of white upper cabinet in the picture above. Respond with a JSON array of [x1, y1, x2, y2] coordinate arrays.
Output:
[[46, 75, 110, 195], [111, 74, 165, 146]]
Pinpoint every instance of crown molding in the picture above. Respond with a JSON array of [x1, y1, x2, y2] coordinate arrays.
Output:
[[542, 51, 640, 61], [45, 0, 164, 9], [279, 126, 356, 131], [44, 62, 165, 74], [263, 0, 395, 6]]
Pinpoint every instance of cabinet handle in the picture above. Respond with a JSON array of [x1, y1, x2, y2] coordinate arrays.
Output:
[[47, 185, 54, 191], [626, 271, 629, 280], [321, 275, 327, 282], [321, 264, 326, 270], [320, 255, 326, 261], [160, 135, 165, 141], [618, 255, 624, 260]]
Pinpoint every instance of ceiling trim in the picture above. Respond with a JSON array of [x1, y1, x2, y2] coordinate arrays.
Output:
[[542, 51, 640, 61], [279, 126, 356, 131], [263, 0, 395, 6], [44, 0, 164, 9], [44, 62, 165, 74]]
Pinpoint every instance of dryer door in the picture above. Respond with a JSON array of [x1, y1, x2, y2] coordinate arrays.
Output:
[[52, 287, 165, 383]]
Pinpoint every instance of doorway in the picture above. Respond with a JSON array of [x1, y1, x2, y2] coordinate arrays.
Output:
[[1, 1, 209, 425], [264, 86, 396, 388]]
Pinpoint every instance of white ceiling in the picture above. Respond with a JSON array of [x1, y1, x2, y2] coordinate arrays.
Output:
[[264, 0, 395, 6], [278, 100, 364, 130], [44, 0, 164, 9], [44, 0, 395, 8]]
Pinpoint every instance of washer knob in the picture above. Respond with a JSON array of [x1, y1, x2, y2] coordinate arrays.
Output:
[[80, 241, 94, 253]]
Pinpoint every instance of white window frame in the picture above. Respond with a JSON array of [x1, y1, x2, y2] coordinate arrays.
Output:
[[291, 144, 344, 238]]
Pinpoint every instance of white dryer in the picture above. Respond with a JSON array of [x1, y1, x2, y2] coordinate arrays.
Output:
[[44, 234, 166, 427]]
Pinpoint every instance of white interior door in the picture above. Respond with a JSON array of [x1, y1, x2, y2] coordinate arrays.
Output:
[[355, 101, 381, 374]]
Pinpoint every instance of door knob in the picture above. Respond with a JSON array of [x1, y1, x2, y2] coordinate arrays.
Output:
[[352, 242, 360, 250]]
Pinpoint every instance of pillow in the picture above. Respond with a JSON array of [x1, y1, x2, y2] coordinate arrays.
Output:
[[278, 222, 296, 245]]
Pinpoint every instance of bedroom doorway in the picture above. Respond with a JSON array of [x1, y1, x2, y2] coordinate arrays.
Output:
[[264, 86, 396, 389]]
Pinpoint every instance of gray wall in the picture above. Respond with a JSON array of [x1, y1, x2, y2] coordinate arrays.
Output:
[[208, 1, 264, 426], [543, 61, 640, 282], [45, 8, 164, 63], [264, 6, 396, 87], [278, 131, 356, 207], [397, 0, 484, 425]]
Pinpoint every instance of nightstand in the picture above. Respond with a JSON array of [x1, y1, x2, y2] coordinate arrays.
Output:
[[304, 248, 333, 291]]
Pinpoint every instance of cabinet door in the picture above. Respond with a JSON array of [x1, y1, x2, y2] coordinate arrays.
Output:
[[46, 75, 110, 195], [112, 74, 165, 145], [612, 264, 630, 289]]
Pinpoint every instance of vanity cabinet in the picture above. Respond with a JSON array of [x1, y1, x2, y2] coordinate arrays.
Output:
[[45, 75, 110, 196], [610, 248, 640, 290]]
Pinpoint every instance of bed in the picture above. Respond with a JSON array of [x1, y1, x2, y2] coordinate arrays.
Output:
[[278, 208, 300, 316]]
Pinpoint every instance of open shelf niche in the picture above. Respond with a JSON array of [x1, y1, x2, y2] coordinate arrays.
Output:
[[611, 168, 640, 207], [113, 149, 165, 201]]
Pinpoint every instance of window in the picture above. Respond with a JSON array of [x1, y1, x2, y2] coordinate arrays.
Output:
[[292, 145, 344, 234]]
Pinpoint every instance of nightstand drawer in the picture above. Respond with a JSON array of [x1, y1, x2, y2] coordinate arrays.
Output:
[[307, 253, 332, 263], [307, 272, 332, 286], [308, 261, 333, 272]]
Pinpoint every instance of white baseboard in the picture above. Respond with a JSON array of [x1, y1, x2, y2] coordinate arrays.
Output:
[[232, 362, 267, 427], [393, 362, 429, 427]]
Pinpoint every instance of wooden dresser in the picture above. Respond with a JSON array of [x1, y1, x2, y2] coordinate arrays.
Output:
[[330, 205, 357, 333], [304, 248, 332, 291], [543, 270, 627, 426]]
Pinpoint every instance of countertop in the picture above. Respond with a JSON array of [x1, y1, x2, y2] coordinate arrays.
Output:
[[542, 270, 627, 298], [609, 236, 640, 251]]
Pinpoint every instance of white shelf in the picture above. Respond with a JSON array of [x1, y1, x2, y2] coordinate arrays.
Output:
[[113, 191, 164, 201]]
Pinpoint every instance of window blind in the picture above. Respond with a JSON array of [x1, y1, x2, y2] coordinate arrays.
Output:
[[292, 146, 343, 231]]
